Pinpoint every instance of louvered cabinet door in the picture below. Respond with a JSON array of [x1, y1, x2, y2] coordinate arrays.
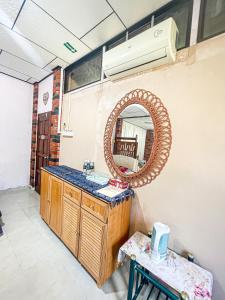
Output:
[[49, 176, 63, 237], [78, 210, 106, 282], [61, 197, 80, 257], [40, 170, 50, 223]]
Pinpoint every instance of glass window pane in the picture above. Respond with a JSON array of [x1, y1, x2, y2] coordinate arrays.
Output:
[[128, 22, 151, 39], [64, 50, 102, 92], [155, 1, 191, 49], [201, 0, 225, 39], [107, 34, 126, 51]]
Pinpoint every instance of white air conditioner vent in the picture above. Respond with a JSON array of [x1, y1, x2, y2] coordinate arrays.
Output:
[[103, 18, 178, 81]]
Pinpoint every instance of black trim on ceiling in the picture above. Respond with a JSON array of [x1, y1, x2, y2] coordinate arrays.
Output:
[[0, 56, 59, 85], [38, 71, 54, 84], [80, 12, 114, 39], [42, 57, 58, 70], [1, 49, 55, 70], [0, 62, 39, 81], [105, 0, 127, 29], [0, 21, 70, 65], [13, 29, 70, 65], [0, 49, 58, 84], [11, 0, 27, 29], [0, 71, 33, 85], [31, 0, 92, 50]]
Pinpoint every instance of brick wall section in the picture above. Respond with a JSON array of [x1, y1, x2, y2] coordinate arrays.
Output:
[[30, 83, 39, 187], [144, 129, 154, 161], [49, 67, 62, 166]]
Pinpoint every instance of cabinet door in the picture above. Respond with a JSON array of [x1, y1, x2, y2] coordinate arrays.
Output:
[[78, 210, 106, 282], [49, 176, 63, 237], [40, 170, 50, 223], [61, 197, 80, 257]]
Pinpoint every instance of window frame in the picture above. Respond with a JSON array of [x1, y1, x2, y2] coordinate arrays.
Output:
[[64, 0, 194, 94], [64, 47, 103, 94], [198, 0, 225, 43], [153, 0, 193, 50], [106, 0, 194, 51]]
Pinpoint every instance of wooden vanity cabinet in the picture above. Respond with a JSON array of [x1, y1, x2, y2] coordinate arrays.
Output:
[[40, 170, 50, 223], [40, 172, 63, 237], [40, 169, 131, 286], [48, 176, 63, 237]]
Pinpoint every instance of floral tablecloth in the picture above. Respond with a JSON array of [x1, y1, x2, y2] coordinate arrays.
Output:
[[118, 232, 213, 300]]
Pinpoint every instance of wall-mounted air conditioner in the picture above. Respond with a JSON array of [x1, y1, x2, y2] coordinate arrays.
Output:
[[103, 18, 178, 81]]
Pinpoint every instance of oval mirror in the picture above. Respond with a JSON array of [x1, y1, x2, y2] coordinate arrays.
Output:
[[112, 104, 154, 175], [104, 89, 172, 188]]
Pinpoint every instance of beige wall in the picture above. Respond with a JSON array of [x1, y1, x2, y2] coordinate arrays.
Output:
[[60, 34, 225, 299]]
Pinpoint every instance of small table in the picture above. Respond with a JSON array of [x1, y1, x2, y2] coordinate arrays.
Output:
[[118, 232, 213, 300]]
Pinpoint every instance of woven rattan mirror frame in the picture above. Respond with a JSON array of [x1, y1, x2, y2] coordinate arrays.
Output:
[[103, 89, 172, 188]]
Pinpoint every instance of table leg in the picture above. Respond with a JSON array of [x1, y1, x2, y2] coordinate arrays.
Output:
[[0, 211, 3, 236], [127, 255, 136, 300]]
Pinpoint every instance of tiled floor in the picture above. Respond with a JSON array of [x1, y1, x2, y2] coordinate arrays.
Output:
[[0, 188, 165, 300]]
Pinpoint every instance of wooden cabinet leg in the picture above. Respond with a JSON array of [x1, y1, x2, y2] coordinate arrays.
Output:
[[97, 282, 103, 289]]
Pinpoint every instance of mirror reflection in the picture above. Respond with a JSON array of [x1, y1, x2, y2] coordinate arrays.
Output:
[[112, 104, 154, 175]]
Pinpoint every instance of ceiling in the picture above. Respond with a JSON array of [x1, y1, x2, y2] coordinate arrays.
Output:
[[0, 0, 171, 83], [120, 104, 154, 130]]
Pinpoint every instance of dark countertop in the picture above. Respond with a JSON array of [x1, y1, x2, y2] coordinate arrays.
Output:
[[43, 165, 134, 206]]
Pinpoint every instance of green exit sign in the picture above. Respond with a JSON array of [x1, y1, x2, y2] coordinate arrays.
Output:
[[64, 42, 77, 53]]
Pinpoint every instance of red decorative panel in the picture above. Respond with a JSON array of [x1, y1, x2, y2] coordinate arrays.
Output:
[[30, 83, 39, 187], [29, 66, 63, 186], [49, 67, 62, 166]]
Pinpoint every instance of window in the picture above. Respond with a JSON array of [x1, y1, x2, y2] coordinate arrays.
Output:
[[154, 0, 193, 50], [64, 1, 194, 93], [128, 22, 152, 40], [198, 0, 225, 41], [106, 33, 126, 51], [64, 49, 102, 93], [106, 0, 193, 51]]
